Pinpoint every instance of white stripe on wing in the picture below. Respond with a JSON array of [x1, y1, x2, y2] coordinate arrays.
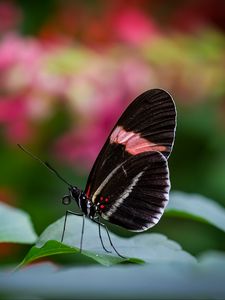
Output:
[[92, 163, 123, 203], [104, 170, 144, 218]]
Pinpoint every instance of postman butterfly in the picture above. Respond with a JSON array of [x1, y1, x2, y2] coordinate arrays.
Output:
[[18, 88, 176, 258]]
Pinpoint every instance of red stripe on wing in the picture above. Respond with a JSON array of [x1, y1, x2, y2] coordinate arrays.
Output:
[[86, 185, 91, 198], [110, 126, 167, 155]]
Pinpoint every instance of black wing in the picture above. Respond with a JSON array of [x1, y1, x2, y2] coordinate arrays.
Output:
[[85, 88, 176, 202], [91, 151, 170, 231]]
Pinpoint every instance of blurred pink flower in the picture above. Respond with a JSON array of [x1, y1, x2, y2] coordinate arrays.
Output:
[[0, 34, 42, 71], [0, 29, 223, 171], [55, 125, 107, 170], [55, 56, 154, 169], [113, 7, 159, 45], [0, 2, 21, 33], [118, 57, 155, 95], [54, 95, 127, 169], [0, 97, 26, 123], [6, 118, 31, 144], [0, 96, 32, 143]]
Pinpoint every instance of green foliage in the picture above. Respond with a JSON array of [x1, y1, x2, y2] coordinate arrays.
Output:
[[1, 253, 225, 299], [18, 216, 194, 268], [18, 240, 143, 268], [167, 192, 225, 232], [1, 192, 225, 298], [0, 202, 37, 244]]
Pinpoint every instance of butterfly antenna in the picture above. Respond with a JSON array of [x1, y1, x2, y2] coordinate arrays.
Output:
[[17, 144, 73, 187]]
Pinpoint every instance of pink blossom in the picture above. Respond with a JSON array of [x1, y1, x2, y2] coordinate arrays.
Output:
[[54, 57, 155, 168], [113, 7, 159, 45], [6, 118, 31, 144], [0, 96, 32, 143], [54, 125, 106, 170], [118, 57, 155, 96], [0, 34, 42, 70], [54, 94, 126, 169], [0, 2, 21, 33], [0, 97, 26, 123]]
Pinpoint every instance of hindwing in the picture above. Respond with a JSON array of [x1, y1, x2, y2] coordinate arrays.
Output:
[[92, 151, 170, 231]]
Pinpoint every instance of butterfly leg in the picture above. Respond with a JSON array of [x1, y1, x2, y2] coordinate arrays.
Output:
[[97, 217, 111, 253], [80, 214, 85, 253], [61, 210, 84, 253], [92, 219, 126, 258]]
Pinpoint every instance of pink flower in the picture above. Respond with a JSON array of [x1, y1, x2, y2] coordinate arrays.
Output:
[[118, 57, 155, 96], [0, 96, 32, 143], [113, 7, 159, 45], [0, 97, 26, 123], [0, 2, 21, 33], [0, 34, 42, 71], [54, 56, 154, 169], [54, 94, 127, 169], [54, 125, 107, 170]]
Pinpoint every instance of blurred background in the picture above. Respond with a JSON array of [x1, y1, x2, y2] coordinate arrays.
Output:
[[0, 0, 225, 265]]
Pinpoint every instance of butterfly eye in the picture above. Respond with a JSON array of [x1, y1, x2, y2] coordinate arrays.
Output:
[[62, 195, 71, 205]]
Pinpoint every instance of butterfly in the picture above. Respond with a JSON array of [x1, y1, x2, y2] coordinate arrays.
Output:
[[19, 88, 176, 258]]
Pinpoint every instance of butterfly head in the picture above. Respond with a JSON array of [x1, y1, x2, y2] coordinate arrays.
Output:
[[70, 186, 81, 199], [62, 186, 96, 218], [62, 186, 81, 206]]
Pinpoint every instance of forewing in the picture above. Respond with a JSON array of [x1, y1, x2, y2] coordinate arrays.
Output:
[[85, 89, 176, 200], [115, 88, 176, 158], [93, 151, 170, 231]]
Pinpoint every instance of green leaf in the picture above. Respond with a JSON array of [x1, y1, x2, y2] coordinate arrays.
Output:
[[0, 202, 37, 244], [2, 252, 225, 299], [167, 192, 225, 232], [19, 215, 195, 267], [18, 240, 142, 268]]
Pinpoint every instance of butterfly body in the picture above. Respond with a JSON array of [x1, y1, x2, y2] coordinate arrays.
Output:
[[67, 187, 96, 218]]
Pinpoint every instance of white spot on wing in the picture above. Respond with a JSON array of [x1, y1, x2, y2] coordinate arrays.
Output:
[[105, 171, 144, 218], [122, 165, 127, 177]]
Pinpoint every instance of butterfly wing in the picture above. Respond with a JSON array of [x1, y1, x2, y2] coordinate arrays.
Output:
[[92, 151, 170, 231], [85, 88, 176, 202]]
